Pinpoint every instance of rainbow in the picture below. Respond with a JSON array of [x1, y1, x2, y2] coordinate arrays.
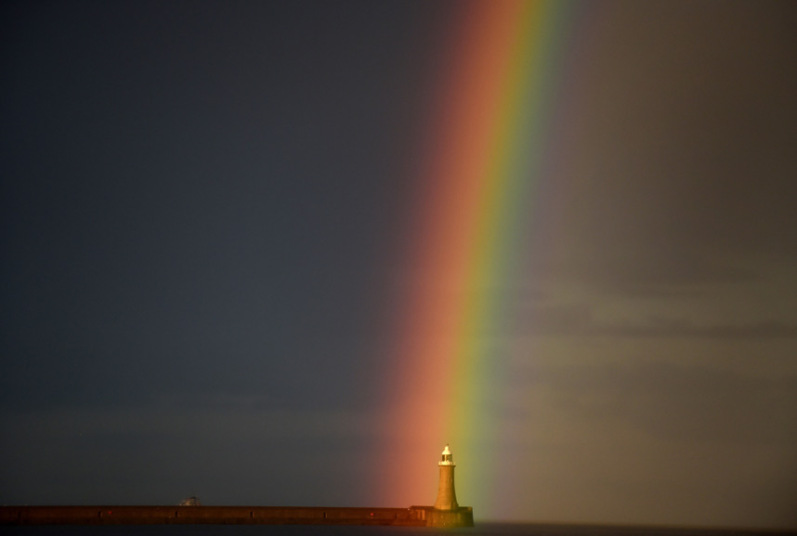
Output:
[[380, 1, 578, 516]]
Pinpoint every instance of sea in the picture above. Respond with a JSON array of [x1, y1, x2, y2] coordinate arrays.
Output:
[[1, 524, 792, 536]]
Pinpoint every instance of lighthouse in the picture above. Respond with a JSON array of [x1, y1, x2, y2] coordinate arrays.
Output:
[[433, 444, 459, 510]]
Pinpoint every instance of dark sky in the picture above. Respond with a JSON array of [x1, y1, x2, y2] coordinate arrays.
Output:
[[2, 0, 796, 529]]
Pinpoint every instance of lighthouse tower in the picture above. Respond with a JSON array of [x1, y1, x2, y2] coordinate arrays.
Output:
[[433, 444, 459, 510]]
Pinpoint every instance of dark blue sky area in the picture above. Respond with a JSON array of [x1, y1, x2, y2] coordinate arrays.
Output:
[[2, 1, 446, 412]]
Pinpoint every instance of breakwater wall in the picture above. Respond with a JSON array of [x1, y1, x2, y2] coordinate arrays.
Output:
[[0, 505, 474, 527]]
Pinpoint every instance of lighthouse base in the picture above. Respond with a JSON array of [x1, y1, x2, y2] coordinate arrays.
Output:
[[410, 506, 474, 528]]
